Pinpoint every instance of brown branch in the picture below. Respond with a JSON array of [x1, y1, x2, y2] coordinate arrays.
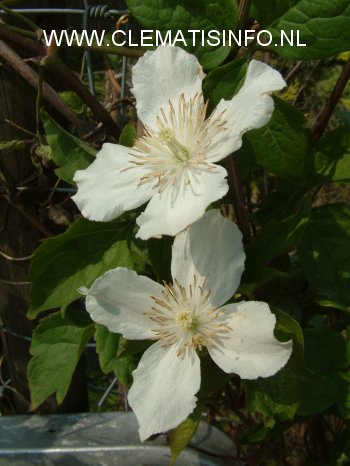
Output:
[[0, 25, 122, 139], [312, 57, 350, 143], [225, 154, 253, 246], [0, 39, 86, 130], [0, 23, 45, 56]]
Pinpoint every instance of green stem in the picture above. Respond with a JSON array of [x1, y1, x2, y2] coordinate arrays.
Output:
[[70, 42, 144, 59], [0, 2, 42, 37], [2, 23, 38, 40], [36, 66, 43, 138]]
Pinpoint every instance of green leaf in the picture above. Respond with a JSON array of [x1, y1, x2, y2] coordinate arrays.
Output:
[[115, 345, 138, 387], [114, 337, 152, 387], [333, 372, 350, 418], [312, 126, 350, 185], [251, 0, 299, 27], [28, 310, 94, 409], [126, 0, 238, 69], [119, 123, 137, 148], [203, 59, 247, 112], [268, 0, 350, 60], [298, 329, 350, 416], [116, 338, 152, 360], [59, 91, 86, 114], [246, 98, 309, 183], [245, 309, 304, 427], [169, 412, 200, 466], [309, 289, 350, 314], [244, 198, 311, 281], [95, 328, 145, 386], [29, 217, 135, 318], [41, 111, 96, 185], [304, 328, 348, 375], [95, 325, 120, 374], [299, 203, 350, 306]]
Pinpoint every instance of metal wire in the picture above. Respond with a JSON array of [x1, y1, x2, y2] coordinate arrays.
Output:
[[83, 0, 95, 95], [0, 9, 129, 17]]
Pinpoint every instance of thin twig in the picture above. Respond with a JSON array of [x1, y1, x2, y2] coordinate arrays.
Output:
[[0, 250, 33, 261], [4, 118, 36, 137], [225, 155, 253, 246], [0, 278, 31, 285], [312, 57, 350, 142]]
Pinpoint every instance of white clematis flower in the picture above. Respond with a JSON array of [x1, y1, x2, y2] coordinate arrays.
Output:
[[83, 210, 292, 441], [72, 46, 286, 239]]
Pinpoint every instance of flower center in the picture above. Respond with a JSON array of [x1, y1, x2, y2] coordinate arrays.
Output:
[[176, 310, 196, 329], [127, 92, 227, 193], [158, 128, 191, 163], [144, 277, 229, 356]]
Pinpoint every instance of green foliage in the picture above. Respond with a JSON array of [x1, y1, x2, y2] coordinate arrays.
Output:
[[29, 217, 136, 318], [245, 98, 309, 183], [0, 140, 27, 150], [119, 123, 137, 147], [169, 412, 200, 466], [268, 0, 350, 59], [203, 58, 247, 112], [299, 203, 350, 306], [41, 111, 96, 185], [115, 337, 150, 387], [28, 310, 94, 409], [126, 0, 237, 69], [95, 326, 146, 387], [298, 328, 350, 416], [313, 126, 350, 184], [244, 198, 311, 281], [251, 0, 299, 27], [95, 324, 121, 374], [59, 91, 86, 114], [245, 309, 305, 427]]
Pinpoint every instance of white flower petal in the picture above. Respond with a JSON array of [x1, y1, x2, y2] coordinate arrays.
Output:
[[136, 165, 228, 239], [132, 46, 204, 130], [208, 301, 292, 379], [85, 267, 164, 340], [206, 60, 286, 163], [128, 342, 200, 441], [72, 143, 153, 222], [171, 210, 245, 307]]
